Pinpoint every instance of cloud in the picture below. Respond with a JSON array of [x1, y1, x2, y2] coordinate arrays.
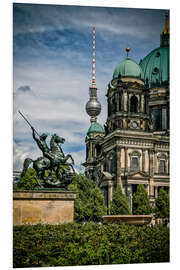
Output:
[[17, 85, 31, 92], [13, 3, 166, 172]]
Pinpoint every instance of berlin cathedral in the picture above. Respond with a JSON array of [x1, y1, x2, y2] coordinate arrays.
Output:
[[83, 11, 169, 210]]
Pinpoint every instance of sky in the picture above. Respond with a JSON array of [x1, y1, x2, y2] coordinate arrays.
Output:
[[13, 3, 167, 172]]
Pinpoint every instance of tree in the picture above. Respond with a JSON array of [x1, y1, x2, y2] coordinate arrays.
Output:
[[13, 168, 39, 190], [154, 187, 169, 219], [132, 184, 152, 215], [69, 174, 107, 222], [110, 186, 130, 215]]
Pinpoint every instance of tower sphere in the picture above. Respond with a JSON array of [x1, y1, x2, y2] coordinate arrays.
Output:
[[85, 98, 101, 117]]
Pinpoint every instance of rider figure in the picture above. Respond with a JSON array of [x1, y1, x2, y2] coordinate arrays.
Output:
[[31, 127, 53, 160]]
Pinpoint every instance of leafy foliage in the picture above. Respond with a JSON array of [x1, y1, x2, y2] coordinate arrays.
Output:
[[13, 168, 40, 191], [13, 223, 169, 268], [110, 186, 130, 215], [69, 174, 107, 222], [132, 184, 152, 215], [154, 188, 169, 219]]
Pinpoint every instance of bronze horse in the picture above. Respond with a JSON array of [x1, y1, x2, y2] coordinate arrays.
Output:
[[21, 134, 75, 187]]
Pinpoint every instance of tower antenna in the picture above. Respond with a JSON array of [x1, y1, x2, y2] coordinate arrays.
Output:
[[92, 26, 96, 87], [85, 27, 101, 123]]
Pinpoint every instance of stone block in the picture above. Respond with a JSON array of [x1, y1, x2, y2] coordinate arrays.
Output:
[[13, 190, 76, 225]]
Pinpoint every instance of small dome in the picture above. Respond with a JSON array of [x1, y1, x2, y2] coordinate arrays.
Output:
[[87, 122, 105, 135], [139, 46, 169, 87], [113, 57, 144, 80]]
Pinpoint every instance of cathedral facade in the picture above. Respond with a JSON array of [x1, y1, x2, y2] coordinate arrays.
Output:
[[83, 12, 169, 211]]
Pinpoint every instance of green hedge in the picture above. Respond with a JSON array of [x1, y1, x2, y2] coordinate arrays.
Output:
[[13, 223, 169, 267]]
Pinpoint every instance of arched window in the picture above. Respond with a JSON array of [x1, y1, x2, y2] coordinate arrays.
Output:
[[159, 159, 166, 173], [130, 96, 138, 113], [131, 157, 139, 171]]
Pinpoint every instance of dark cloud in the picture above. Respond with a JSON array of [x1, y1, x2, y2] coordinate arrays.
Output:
[[17, 85, 31, 92]]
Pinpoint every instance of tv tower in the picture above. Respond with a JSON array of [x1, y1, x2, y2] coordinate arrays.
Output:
[[85, 27, 101, 123]]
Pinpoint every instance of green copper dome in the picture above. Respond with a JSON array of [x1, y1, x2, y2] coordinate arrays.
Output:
[[87, 122, 105, 135], [139, 46, 169, 87], [113, 57, 144, 80]]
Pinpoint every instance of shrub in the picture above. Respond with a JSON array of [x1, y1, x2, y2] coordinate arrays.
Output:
[[110, 186, 130, 215], [132, 184, 152, 215], [13, 223, 169, 268]]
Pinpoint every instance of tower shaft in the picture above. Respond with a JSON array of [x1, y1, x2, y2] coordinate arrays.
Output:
[[92, 27, 96, 86]]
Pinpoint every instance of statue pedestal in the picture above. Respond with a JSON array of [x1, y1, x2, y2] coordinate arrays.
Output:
[[13, 190, 76, 225]]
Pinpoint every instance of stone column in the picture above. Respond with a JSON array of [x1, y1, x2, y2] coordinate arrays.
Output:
[[145, 184, 149, 195], [155, 186, 158, 198], [116, 146, 122, 189], [108, 183, 113, 211], [92, 144, 95, 158], [144, 149, 149, 173], [149, 149, 154, 177], [116, 93, 119, 112], [149, 179, 154, 198], [123, 119, 127, 129], [121, 147, 125, 170], [142, 149, 145, 172], [127, 184, 133, 214], [90, 142, 93, 159], [166, 155, 169, 174], [141, 94, 145, 113], [137, 95, 140, 113], [124, 92, 128, 111], [149, 149, 154, 198], [125, 147, 128, 172]]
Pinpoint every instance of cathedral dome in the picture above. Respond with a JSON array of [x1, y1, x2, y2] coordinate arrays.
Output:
[[139, 11, 169, 87], [139, 46, 169, 87], [113, 57, 144, 80], [87, 122, 105, 135]]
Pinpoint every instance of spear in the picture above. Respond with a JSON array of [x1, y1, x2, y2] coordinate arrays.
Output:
[[18, 110, 40, 137]]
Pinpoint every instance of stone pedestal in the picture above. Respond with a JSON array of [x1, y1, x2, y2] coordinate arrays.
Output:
[[13, 190, 76, 226]]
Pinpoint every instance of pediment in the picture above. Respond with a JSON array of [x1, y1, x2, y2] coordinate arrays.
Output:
[[101, 171, 114, 180], [128, 171, 149, 178], [98, 171, 114, 187]]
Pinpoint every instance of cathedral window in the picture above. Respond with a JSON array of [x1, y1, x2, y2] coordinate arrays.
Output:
[[159, 159, 166, 173], [131, 157, 139, 171], [130, 96, 138, 113], [151, 107, 168, 131], [152, 107, 161, 130]]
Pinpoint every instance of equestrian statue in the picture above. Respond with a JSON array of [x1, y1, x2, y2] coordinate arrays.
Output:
[[19, 111, 75, 189]]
